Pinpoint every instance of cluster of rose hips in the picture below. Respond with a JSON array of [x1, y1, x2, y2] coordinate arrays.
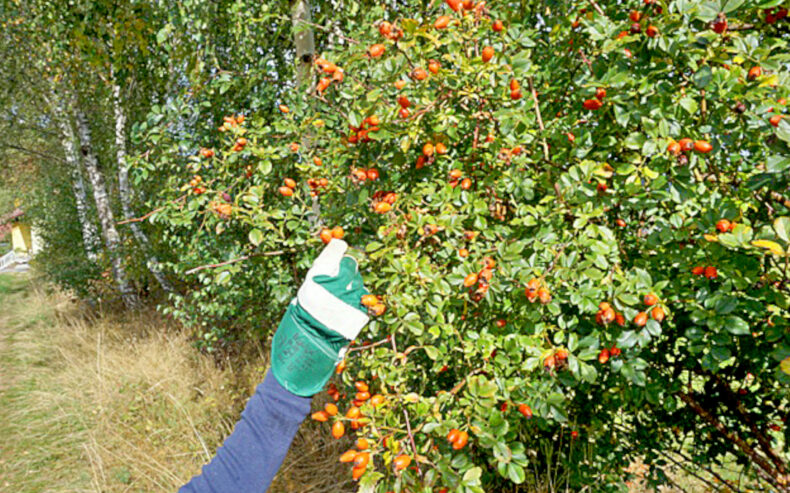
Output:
[[311, 380, 391, 480], [347, 115, 380, 145], [351, 167, 380, 184], [692, 265, 718, 279], [448, 168, 472, 190], [415, 141, 449, 169], [463, 257, 496, 301], [218, 114, 244, 133], [525, 278, 552, 304], [633, 293, 665, 327], [583, 87, 607, 111], [189, 175, 205, 195], [371, 190, 397, 213], [314, 57, 345, 94], [361, 294, 387, 317], [209, 200, 232, 217], [319, 226, 344, 244]]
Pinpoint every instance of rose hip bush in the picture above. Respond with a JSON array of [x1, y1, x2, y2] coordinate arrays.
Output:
[[136, 0, 790, 490]]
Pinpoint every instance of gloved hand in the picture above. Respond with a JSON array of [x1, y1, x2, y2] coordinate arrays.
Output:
[[271, 239, 370, 396]]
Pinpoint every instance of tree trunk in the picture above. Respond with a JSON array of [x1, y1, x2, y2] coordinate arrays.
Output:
[[112, 82, 174, 293], [74, 106, 139, 309], [291, 0, 321, 225], [291, 0, 315, 86], [52, 97, 99, 263]]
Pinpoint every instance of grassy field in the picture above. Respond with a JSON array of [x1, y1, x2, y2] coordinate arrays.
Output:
[[0, 273, 355, 493]]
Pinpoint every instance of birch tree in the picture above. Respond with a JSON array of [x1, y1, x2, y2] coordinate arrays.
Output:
[[53, 95, 99, 263], [75, 107, 139, 308], [112, 80, 173, 293]]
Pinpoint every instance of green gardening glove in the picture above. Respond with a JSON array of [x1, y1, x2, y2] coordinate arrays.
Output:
[[271, 239, 370, 396]]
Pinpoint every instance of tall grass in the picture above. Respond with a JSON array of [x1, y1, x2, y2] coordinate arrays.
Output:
[[0, 274, 354, 493]]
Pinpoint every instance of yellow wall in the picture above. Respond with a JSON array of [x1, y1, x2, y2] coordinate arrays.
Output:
[[11, 222, 32, 253]]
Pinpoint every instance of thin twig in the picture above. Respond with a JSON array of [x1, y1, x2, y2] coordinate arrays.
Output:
[[528, 77, 551, 163], [587, 0, 605, 17], [727, 23, 756, 31], [673, 448, 744, 493], [395, 42, 416, 71], [578, 49, 594, 73], [117, 195, 187, 225], [712, 374, 787, 474], [388, 334, 422, 476], [402, 407, 422, 476], [291, 17, 359, 44], [347, 337, 390, 353], [184, 250, 288, 275]]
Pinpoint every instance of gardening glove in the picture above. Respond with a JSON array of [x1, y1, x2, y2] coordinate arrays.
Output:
[[271, 239, 369, 397]]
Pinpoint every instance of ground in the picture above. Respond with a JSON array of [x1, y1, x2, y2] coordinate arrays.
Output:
[[0, 273, 353, 493]]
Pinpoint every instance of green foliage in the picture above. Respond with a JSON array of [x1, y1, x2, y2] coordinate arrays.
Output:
[[140, 0, 790, 490], [25, 166, 102, 299], [2, 0, 788, 489]]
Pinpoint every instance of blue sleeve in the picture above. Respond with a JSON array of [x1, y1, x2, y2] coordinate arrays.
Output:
[[179, 370, 312, 493]]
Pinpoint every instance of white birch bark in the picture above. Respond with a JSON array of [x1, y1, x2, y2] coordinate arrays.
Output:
[[291, 0, 321, 225], [112, 82, 173, 293], [75, 107, 139, 308], [53, 97, 99, 263], [291, 0, 316, 86]]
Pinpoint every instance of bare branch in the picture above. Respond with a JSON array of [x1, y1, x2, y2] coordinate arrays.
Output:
[[183, 250, 290, 275], [528, 77, 551, 163]]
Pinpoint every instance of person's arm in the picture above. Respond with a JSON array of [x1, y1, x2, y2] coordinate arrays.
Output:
[[179, 239, 369, 493], [178, 371, 310, 493]]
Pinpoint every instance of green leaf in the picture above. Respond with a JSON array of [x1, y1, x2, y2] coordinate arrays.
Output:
[[624, 132, 646, 150], [215, 270, 231, 285], [357, 471, 383, 493], [711, 345, 732, 361], [493, 442, 512, 463], [774, 217, 790, 242], [547, 392, 564, 406], [679, 96, 699, 115], [725, 316, 750, 335], [348, 111, 361, 129], [248, 228, 264, 246], [618, 293, 640, 306], [463, 466, 482, 484], [618, 330, 638, 348], [511, 52, 531, 72], [365, 241, 383, 252], [424, 345, 439, 360], [692, 66, 712, 89], [766, 155, 790, 173], [646, 319, 662, 336], [695, 0, 721, 21], [722, 0, 745, 13], [507, 463, 526, 484], [777, 120, 790, 145]]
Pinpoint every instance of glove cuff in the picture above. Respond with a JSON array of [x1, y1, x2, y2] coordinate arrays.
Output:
[[297, 278, 369, 341], [271, 303, 344, 397]]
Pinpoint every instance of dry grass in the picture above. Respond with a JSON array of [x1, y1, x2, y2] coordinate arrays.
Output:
[[0, 273, 354, 493]]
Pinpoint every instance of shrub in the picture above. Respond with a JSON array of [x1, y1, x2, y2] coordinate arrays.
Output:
[[141, 1, 790, 491]]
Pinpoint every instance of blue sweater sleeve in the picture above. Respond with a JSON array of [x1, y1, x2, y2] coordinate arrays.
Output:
[[179, 370, 312, 493]]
